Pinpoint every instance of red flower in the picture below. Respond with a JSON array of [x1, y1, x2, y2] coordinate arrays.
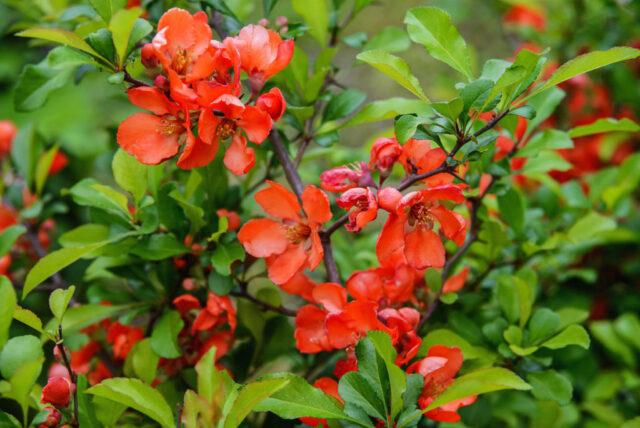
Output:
[[0, 120, 17, 159], [442, 267, 470, 294], [238, 181, 331, 284], [87, 361, 112, 385], [408, 346, 476, 422], [369, 137, 402, 176], [399, 139, 452, 186], [378, 307, 422, 365], [256, 87, 287, 121], [191, 292, 237, 333], [0, 254, 11, 275], [217, 208, 241, 231], [320, 163, 370, 193], [230, 24, 294, 91], [281, 271, 316, 302], [346, 264, 423, 305], [295, 283, 386, 353], [117, 86, 188, 165], [198, 94, 272, 175], [37, 406, 61, 428], [503, 5, 546, 31], [70, 342, 100, 374], [376, 186, 466, 270], [48, 151, 68, 175], [336, 187, 378, 232], [106, 322, 144, 360], [41, 376, 74, 408], [0, 203, 18, 231]]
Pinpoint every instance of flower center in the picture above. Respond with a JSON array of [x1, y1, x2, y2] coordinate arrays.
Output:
[[160, 119, 183, 136], [286, 223, 311, 244], [409, 203, 435, 228], [217, 118, 237, 139], [172, 49, 190, 75]]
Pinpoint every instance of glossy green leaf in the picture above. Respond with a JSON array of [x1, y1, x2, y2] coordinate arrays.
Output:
[[568, 117, 640, 138], [89, 0, 113, 22], [34, 146, 59, 195], [109, 7, 142, 66], [0, 225, 26, 258], [211, 242, 245, 276], [568, 211, 616, 244], [0, 277, 17, 348], [223, 376, 291, 428], [130, 339, 159, 384], [0, 335, 43, 379], [86, 378, 175, 428], [425, 367, 530, 411], [517, 129, 573, 158], [357, 50, 429, 101], [323, 89, 367, 122], [614, 313, 640, 351], [497, 187, 526, 234], [541, 324, 590, 350], [404, 7, 473, 80], [150, 310, 184, 358], [17, 27, 109, 63], [112, 149, 148, 203], [49, 286, 76, 323], [292, 0, 329, 46], [12, 306, 44, 334], [527, 370, 573, 405]]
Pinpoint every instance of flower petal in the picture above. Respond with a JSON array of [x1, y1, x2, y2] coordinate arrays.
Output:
[[266, 243, 307, 284], [127, 87, 173, 115], [238, 105, 272, 144], [255, 180, 301, 221], [223, 134, 255, 175], [117, 113, 180, 165], [237, 218, 288, 258], [177, 131, 219, 169], [302, 185, 332, 224], [404, 227, 445, 269], [312, 283, 347, 313]]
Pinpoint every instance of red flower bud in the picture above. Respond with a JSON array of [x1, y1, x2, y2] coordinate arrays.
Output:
[[256, 87, 286, 121], [377, 187, 402, 212], [141, 43, 158, 68], [0, 120, 17, 159], [48, 151, 68, 176], [217, 209, 241, 231], [41, 376, 74, 408], [37, 406, 61, 428], [370, 137, 402, 175]]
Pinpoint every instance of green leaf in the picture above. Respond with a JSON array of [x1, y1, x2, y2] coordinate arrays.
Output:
[[255, 374, 347, 421], [339, 371, 386, 420], [49, 286, 76, 323], [541, 324, 590, 350], [521, 150, 572, 174], [568, 117, 640, 138], [614, 313, 640, 351], [263, 0, 279, 15], [432, 97, 463, 121], [86, 378, 175, 428], [517, 129, 573, 158], [112, 149, 148, 203], [150, 311, 184, 359], [497, 187, 526, 234], [131, 234, 187, 260], [527, 370, 573, 405], [292, 0, 329, 46], [527, 47, 640, 98], [69, 178, 132, 221], [211, 242, 245, 276], [59, 224, 110, 247], [17, 27, 109, 63], [404, 7, 473, 80], [590, 321, 635, 367], [130, 339, 159, 384], [395, 115, 424, 143], [362, 26, 411, 53], [425, 367, 530, 411], [527, 308, 561, 345], [109, 7, 142, 66], [332, 98, 431, 131], [0, 277, 17, 348], [55, 304, 132, 333], [496, 275, 533, 327], [357, 50, 429, 101], [223, 377, 291, 428], [323, 89, 367, 122], [7, 357, 43, 424], [0, 335, 43, 379], [13, 49, 82, 112], [34, 146, 59, 195], [419, 329, 495, 361], [0, 225, 26, 258], [12, 306, 44, 334], [567, 211, 616, 244], [77, 375, 101, 428], [89, 0, 113, 22], [459, 79, 494, 113], [367, 331, 406, 418]]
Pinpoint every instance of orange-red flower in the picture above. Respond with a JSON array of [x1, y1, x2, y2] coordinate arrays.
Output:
[[336, 187, 378, 232], [238, 181, 332, 284], [399, 139, 452, 186], [217, 208, 241, 231], [408, 346, 476, 422], [346, 264, 423, 305], [376, 185, 466, 270], [106, 322, 144, 360], [503, 5, 546, 31], [442, 267, 470, 294], [117, 86, 187, 165], [229, 24, 294, 91], [295, 283, 385, 353], [256, 87, 287, 121], [0, 120, 17, 159], [320, 162, 370, 193], [378, 307, 422, 365], [370, 137, 402, 176]]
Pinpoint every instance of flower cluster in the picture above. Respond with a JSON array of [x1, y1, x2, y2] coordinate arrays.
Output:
[[117, 8, 292, 173]]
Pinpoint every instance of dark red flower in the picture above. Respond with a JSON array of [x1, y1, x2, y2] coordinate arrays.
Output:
[[41, 376, 74, 408]]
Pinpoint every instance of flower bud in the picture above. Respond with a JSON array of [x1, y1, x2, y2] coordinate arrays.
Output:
[[140, 43, 158, 68], [370, 137, 402, 176], [256, 87, 286, 121], [37, 406, 61, 428], [377, 187, 402, 212], [41, 376, 74, 408]]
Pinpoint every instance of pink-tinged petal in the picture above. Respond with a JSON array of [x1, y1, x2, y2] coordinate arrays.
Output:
[[376, 213, 407, 267], [117, 113, 180, 165], [238, 106, 272, 144], [265, 39, 294, 79], [431, 205, 465, 241], [223, 134, 255, 175], [307, 225, 324, 270], [312, 283, 347, 313], [302, 185, 332, 224], [176, 131, 219, 169], [404, 227, 445, 269], [210, 94, 245, 119], [198, 109, 221, 145], [378, 187, 402, 212], [266, 243, 307, 284], [127, 87, 173, 115], [255, 180, 301, 221], [237, 218, 288, 258]]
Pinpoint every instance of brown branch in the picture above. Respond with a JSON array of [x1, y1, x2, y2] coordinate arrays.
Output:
[[122, 68, 146, 88], [57, 326, 79, 427], [230, 286, 296, 317], [269, 131, 304, 200]]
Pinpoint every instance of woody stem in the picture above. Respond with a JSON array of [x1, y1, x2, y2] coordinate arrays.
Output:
[[57, 325, 79, 427]]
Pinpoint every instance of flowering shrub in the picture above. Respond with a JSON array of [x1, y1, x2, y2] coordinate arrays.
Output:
[[1, 1, 639, 427]]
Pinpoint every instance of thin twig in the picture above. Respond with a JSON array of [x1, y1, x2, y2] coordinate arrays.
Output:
[[122, 68, 146, 88], [269, 131, 305, 200], [57, 326, 79, 427], [230, 288, 296, 317]]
